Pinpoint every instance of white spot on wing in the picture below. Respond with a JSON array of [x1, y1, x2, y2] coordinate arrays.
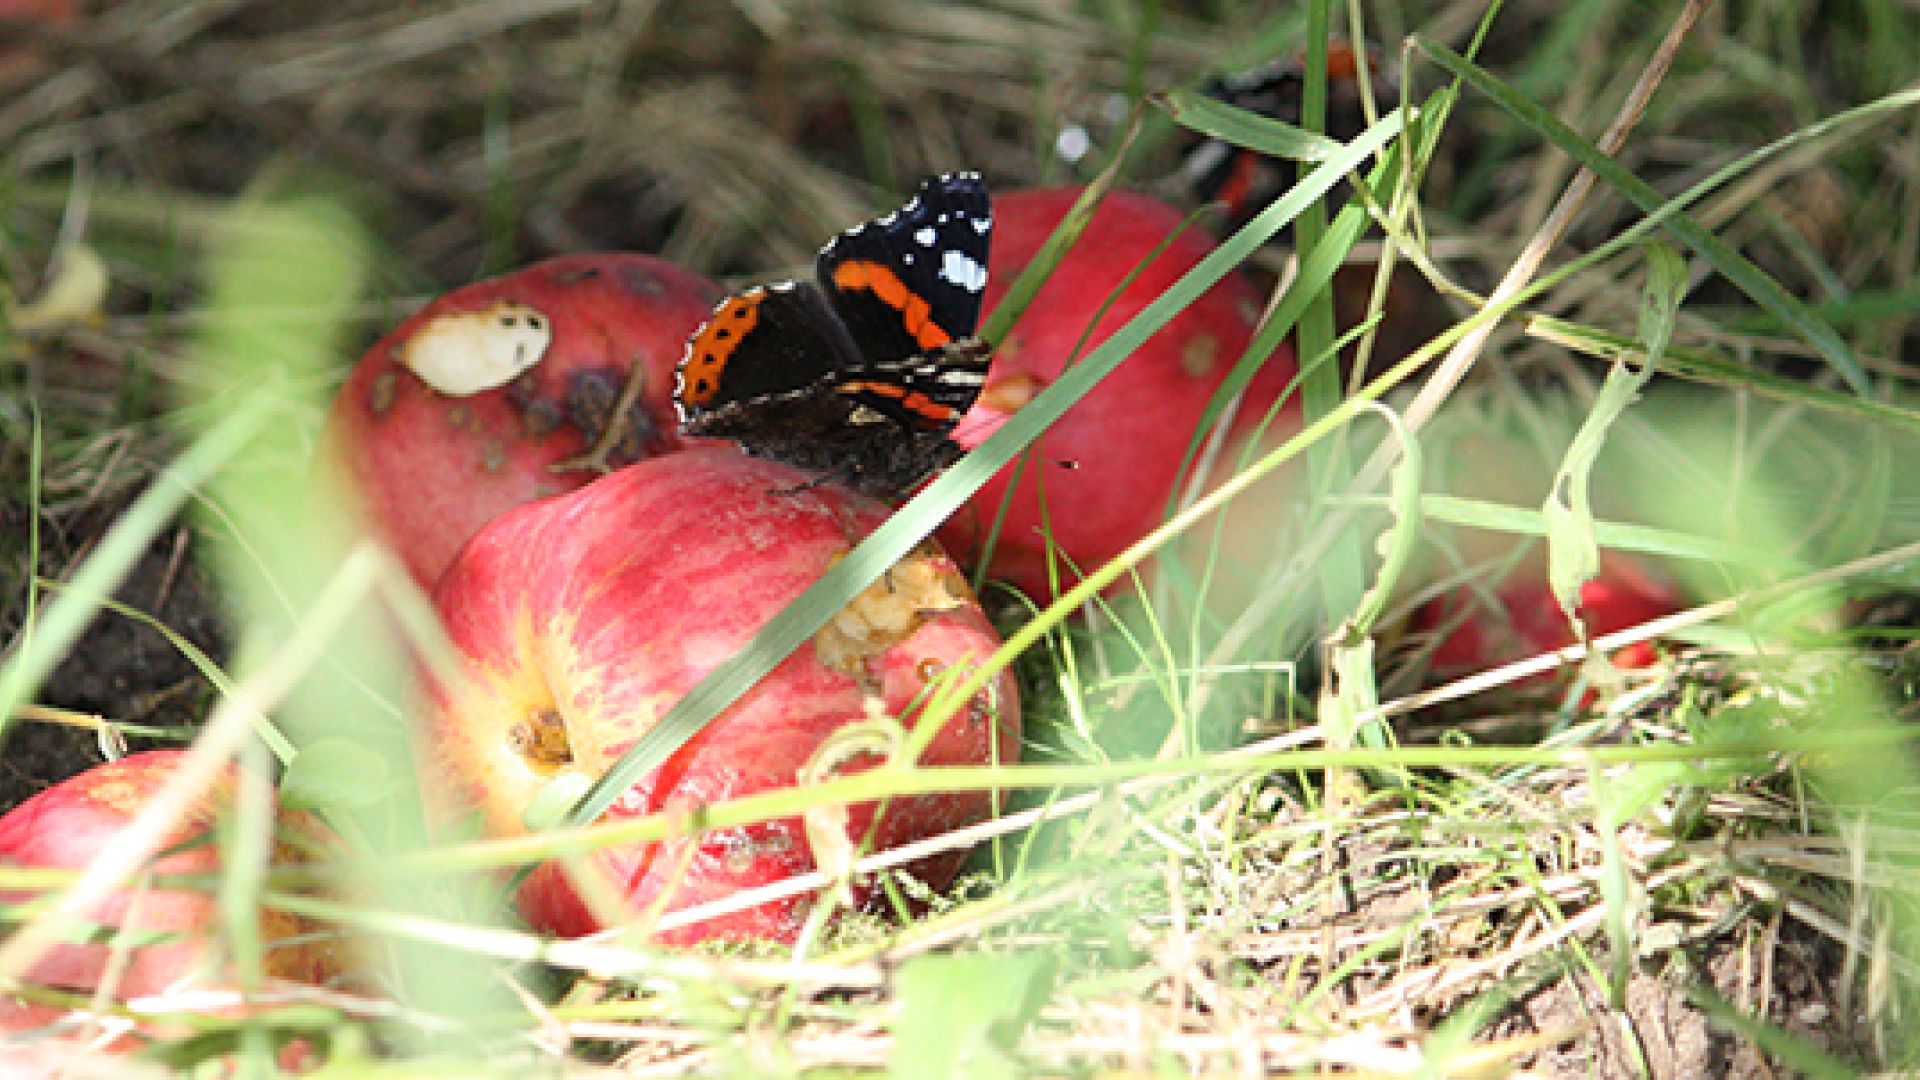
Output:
[[1055, 125, 1091, 163], [1182, 140, 1230, 181], [915, 226, 936, 246], [940, 250, 987, 293]]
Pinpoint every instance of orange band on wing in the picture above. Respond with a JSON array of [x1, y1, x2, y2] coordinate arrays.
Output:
[[679, 292, 764, 407], [1217, 152, 1262, 218], [838, 379, 957, 422], [830, 260, 951, 350]]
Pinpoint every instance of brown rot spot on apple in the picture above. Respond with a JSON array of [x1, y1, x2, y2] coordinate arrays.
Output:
[[1181, 333, 1220, 378], [521, 396, 561, 436], [541, 366, 672, 474], [481, 436, 507, 472], [369, 368, 399, 415], [616, 263, 669, 297], [719, 830, 756, 873], [980, 370, 1045, 414], [815, 543, 974, 675], [567, 367, 619, 430], [717, 826, 793, 874], [509, 707, 574, 773], [967, 684, 999, 730]]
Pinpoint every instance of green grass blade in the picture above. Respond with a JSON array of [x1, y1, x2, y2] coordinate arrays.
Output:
[[1529, 314, 1920, 436], [1363, 493, 1779, 568], [1414, 36, 1873, 397], [1154, 87, 1341, 162]]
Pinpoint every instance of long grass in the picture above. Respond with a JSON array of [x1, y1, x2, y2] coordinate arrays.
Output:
[[4, 0, 1920, 1074]]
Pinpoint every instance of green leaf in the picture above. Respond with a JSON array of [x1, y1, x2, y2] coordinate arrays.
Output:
[[1368, 493, 1777, 568], [890, 950, 1056, 1080], [1347, 404, 1424, 638], [279, 738, 398, 812]]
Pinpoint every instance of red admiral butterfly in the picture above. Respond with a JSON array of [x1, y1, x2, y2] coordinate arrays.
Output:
[[1182, 41, 1391, 228], [675, 172, 993, 499]]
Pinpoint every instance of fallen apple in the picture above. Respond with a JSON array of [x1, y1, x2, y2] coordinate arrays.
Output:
[[1415, 553, 1679, 682], [940, 186, 1289, 603], [0, 997, 142, 1080], [0, 750, 341, 1001], [417, 445, 1020, 944], [326, 253, 723, 588], [0, 993, 324, 1077]]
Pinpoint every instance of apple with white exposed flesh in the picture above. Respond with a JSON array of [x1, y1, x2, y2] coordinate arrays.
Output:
[[326, 253, 722, 587], [416, 446, 1020, 944]]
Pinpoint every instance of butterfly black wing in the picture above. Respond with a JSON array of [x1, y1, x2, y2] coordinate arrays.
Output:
[[816, 171, 992, 366], [675, 280, 863, 422]]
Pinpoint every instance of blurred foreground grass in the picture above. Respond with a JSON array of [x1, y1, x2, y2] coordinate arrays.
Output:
[[3, 0, 1920, 1074]]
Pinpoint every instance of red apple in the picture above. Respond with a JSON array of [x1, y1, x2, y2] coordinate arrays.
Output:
[[417, 446, 1020, 944], [326, 253, 723, 588], [940, 187, 1289, 602], [0, 751, 342, 1001], [0, 992, 324, 1077], [1415, 553, 1679, 681]]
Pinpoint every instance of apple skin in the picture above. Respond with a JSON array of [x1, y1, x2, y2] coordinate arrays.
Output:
[[418, 446, 1021, 944], [326, 253, 724, 588], [940, 187, 1289, 602], [1417, 554, 1678, 680], [0, 997, 142, 1080], [0, 750, 340, 1001]]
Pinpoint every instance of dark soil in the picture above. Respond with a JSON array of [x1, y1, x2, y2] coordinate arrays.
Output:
[[1496, 922, 1865, 1077], [0, 517, 224, 810]]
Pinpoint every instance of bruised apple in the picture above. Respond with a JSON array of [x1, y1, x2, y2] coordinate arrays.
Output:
[[417, 446, 1019, 944], [941, 187, 1288, 602], [0, 750, 341, 1000], [326, 253, 722, 587]]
